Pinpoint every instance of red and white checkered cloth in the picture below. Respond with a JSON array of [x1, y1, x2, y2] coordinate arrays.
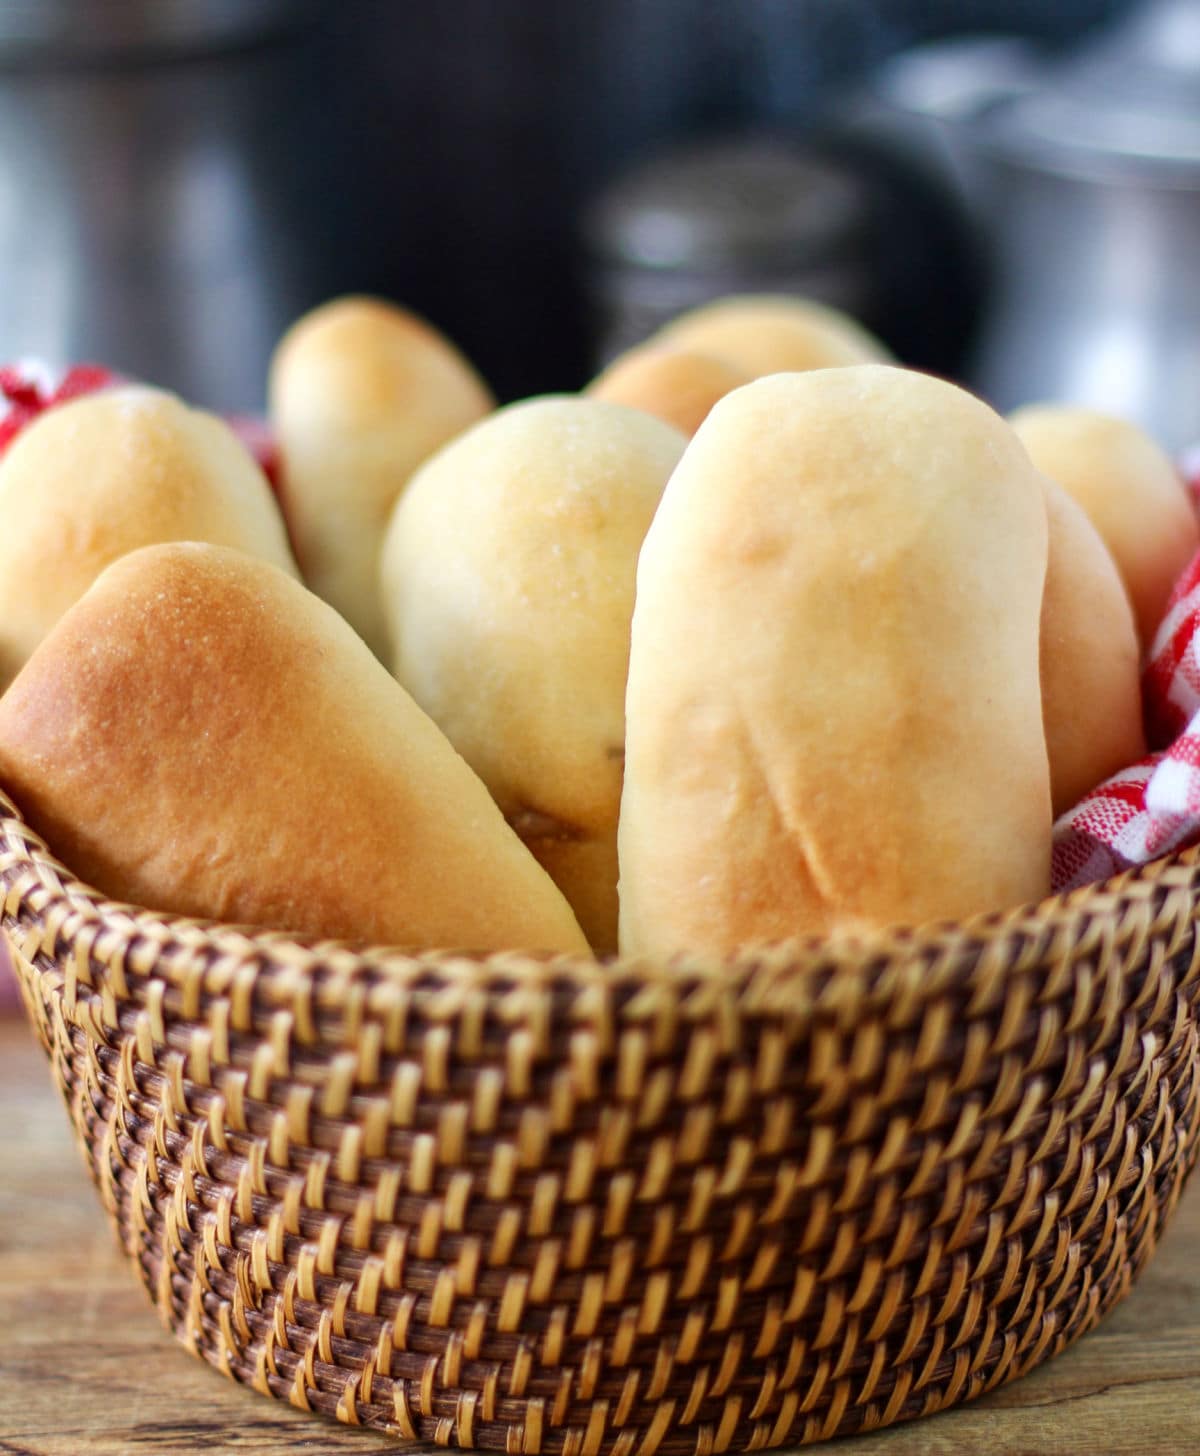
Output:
[[0, 360, 121, 455], [1052, 448, 1200, 892], [0, 359, 280, 489]]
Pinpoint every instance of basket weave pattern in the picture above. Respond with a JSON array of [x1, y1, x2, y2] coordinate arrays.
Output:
[[4, 786, 1200, 1453]]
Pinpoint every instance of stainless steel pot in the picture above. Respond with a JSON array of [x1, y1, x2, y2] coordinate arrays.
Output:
[[869, 0, 1200, 452], [0, 0, 320, 412], [580, 139, 881, 368]]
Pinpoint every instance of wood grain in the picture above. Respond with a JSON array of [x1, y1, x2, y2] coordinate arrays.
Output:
[[1, 1014, 1199, 1455]]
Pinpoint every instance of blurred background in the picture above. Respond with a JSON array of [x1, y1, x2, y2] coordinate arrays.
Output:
[[4, 0, 1198, 446]]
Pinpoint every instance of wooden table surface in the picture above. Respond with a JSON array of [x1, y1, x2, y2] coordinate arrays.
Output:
[[2, 1016, 1199, 1456]]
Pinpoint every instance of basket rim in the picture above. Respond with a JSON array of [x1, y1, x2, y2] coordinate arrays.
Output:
[[3, 780, 1199, 1024]]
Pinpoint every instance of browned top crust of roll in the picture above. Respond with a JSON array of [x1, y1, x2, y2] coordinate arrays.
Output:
[[269, 295, 495, 656], [0, 386, 297, 688], [0, 542, 588, 955]]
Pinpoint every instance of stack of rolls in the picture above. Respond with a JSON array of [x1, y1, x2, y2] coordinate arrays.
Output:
[[0, 289, 1177, 961]]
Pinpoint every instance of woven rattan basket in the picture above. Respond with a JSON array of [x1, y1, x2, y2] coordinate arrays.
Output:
[[5, 783, 1200, 1454]]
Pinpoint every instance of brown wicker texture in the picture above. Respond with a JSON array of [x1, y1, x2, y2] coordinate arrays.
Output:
[[4, 784, 1200, 1454]]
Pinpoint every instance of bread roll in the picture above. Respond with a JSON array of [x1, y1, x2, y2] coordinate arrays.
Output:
[[1012, 405, 1199, 646], [585, 345, 749, 436], [1039, 475, 1144, 814], [0, 386, 297, 688], [619, 366, 1051, 957], [653, 293, 891, 378], [0, 543, 588, 954], [269, 296, 495, 656], [382, 397, 687, 952]]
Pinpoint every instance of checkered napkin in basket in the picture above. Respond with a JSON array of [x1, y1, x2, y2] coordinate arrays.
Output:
[[0, 360, 120, 454], [1052, 450, 1200, 892], [0, 359, 280, 488]]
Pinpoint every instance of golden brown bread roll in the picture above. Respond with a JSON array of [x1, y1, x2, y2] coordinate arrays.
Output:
[[585, 344, 749, 436], [0, 542, 588, 954], [619, 365, 1051, 957], [269, 295, 495, 656], [652, 293, 891, 377], [1011, 405, 1199, 646], [1038, 475, 1144, 814], [0, 386, 297, 689], [381, 396, 687, 952]]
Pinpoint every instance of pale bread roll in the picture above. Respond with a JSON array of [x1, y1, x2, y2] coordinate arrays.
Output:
[[0, 386, 297, 688], [619, 366, 1051, 956], [1039, 475, 1144, 814], [0, 543, 588, 954], [585, 345, 749, 437], [653, 293, 891, 378], [1012, 405, 1199, 646], [269, 296, 494, 656], [381, 397, 687, 952]]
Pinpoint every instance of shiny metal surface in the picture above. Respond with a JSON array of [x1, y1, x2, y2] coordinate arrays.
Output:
[[585, 140, 870, 271], [970, 0, 1200, 447], [0, 5, 323, 411], [870, 0, 1200, 450], [969, 162, 1200, 448], [581, 139, 879, 366], [979, 0, 1200, 181]]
